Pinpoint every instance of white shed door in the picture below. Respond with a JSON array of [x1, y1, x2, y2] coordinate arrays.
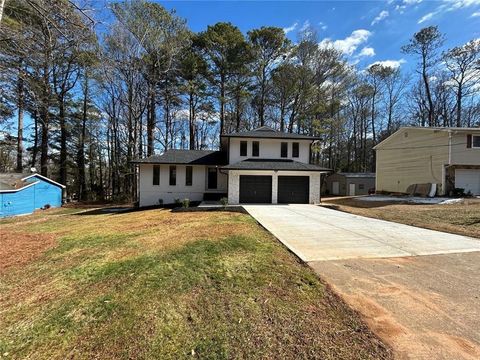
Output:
[[349, 183, 356, 196], [455, 169, 480, 195], [332, 182, 339, 195]]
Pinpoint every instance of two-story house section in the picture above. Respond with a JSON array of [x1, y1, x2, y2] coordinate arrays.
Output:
[[375, 127, 480, 196], [134, 126, 330, 206]]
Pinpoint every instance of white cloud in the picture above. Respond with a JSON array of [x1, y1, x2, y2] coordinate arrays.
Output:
[[417, 0, 480, 23], [368, 59, 407, 69], [319, 29, 372, 56], [395, 0, 422, 13], [358, 47, 376, 57], [371, 10, 389, 25], [418, 12, 435, 23], [300, 20, 311, 32], [283, 22, 298, 34], [471, 11, 480, 16], [318, 21, 328, 31]]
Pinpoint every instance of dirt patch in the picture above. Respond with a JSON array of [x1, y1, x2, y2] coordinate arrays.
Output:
[[0, 231, 56, 273]]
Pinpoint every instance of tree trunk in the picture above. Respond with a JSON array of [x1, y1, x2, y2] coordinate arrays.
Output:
[[16, 65, 24, 172], [219, 73, 225, 134], [189, 92, 195, 149], [456, 83, 462, 127], [59, 94, 67, 185], [78, 75, 88, 201], [147, 85, 155, 156]]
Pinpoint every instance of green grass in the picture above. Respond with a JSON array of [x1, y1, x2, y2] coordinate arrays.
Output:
[[0, 208, 391, 359]]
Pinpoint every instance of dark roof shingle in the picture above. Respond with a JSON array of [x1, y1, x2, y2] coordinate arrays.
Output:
[[133, 150, 227, 165], [222, 159, 331, 172]]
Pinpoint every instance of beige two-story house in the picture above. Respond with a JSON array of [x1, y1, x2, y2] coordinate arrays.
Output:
[[134, 126, 330, 206], [374, 127, 480, 196]]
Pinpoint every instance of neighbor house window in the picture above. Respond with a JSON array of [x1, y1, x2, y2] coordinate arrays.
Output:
[[240, 141, 247, 156], [472, 135, 480, 148], [185, 166, 193, 186], [153, 165, 160, 185], [252, 141, 259, 157], [207, 167, 217, 189], [281, 142, 288, 158], [292, 142, 299, 158], [169, 165, 176, 186]]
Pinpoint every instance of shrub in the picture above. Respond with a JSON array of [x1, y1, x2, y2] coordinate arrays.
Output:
[[182, 198, 190, 208], [220, 197, 228, 208], [174, 198, 181, 206]]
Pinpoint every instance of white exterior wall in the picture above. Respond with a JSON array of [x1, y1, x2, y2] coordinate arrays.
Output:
[[139, 164, 227, 206], [228, 138, 311, 164], [227, 170, 321, 205]]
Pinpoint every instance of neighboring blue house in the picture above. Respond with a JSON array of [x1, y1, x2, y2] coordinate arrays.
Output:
[[0, 173, 65, 218]]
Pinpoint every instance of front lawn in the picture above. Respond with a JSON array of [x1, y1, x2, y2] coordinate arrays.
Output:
[[322, 197, 480, 238], [0, 208, 390, 359]]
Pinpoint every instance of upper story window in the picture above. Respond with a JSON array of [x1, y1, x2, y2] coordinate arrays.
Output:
[[292, 142, 299, 158], [252, 141, 259, 157], [169, 165, 176, 186], [185, 166, 193, 186], [240, 141, 247, 156], [153, 165, 160, 185], [281, 142, 288, 158], [472, 135, 480, 148]]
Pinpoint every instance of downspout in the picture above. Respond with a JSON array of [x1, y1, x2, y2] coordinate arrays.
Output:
[[444, 130, 453, 196]]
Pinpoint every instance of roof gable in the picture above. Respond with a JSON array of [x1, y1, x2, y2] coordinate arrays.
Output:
[[222, 126, 321, 140]]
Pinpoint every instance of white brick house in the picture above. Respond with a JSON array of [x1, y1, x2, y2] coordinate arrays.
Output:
[[134, 126, 330, 206]]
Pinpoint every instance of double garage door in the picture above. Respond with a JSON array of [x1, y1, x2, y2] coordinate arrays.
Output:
[[239, 175, 309, 204], [455, 169, 480, 195]]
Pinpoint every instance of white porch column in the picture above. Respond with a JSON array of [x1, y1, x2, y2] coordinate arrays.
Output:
[[310, 173, 321, 204], [228, 170, 240, 205], [272, 171, 278, 204]]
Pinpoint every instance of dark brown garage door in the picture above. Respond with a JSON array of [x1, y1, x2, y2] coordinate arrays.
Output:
[[278, 176, 309, 204], [239, 175, 272, 203]]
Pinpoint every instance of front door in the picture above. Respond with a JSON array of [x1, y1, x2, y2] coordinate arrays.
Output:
[[239, 175, 272, 203], [278, 176, 309, 203], [349, 183, 356, 196], [207, 167, 217, 189]]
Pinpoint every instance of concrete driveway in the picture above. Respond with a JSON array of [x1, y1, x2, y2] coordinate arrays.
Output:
[[244, 204, 480, 359], [243, 204, 480, 261]]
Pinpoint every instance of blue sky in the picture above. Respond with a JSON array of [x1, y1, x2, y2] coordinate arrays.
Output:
[[158, 0, 480, 71]]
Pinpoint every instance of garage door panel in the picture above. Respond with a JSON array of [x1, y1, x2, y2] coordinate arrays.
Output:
[[455, 169, 480, 195], [278, 176, 309, 204], [239, 176, 272, 203]]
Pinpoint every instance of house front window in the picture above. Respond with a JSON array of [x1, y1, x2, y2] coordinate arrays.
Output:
[[207, 167, 217, 189], [292, 142, 299, 158], [153, 165, 160, 185], [169, 165, 176, 186], [185, 166, 193, 186], [473, 135, 480, 148], [252, 141, 259, 157], [240, 141, 247, 156], [281, 142, 288, 158]]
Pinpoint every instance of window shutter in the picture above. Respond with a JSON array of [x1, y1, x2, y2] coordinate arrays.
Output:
[[467, 134, 472, 148]]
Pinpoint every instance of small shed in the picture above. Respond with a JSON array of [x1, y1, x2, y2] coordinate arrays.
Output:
[[325, 172, 376, 196], [0, 173, 65, 218]]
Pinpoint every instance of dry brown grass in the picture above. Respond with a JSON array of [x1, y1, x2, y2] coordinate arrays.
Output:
[[322, 197, 480, 238], [0, 207, 392, 359], [0, 231, 56, 274]]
